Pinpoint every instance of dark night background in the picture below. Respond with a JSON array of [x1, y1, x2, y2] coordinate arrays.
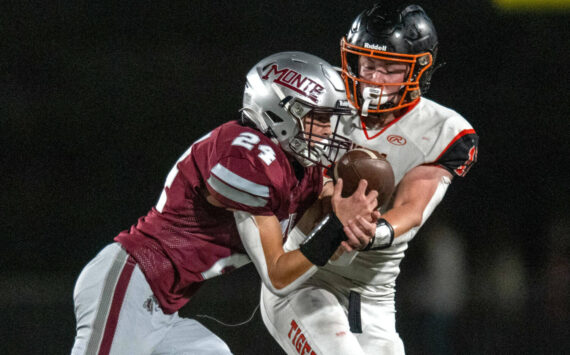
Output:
[[2, 0, 569, 354]]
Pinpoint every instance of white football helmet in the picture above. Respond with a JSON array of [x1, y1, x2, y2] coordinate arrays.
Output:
[[242, 51, 354, 167]]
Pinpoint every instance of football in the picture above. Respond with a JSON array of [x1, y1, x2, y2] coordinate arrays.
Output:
[[332, 148, 395, 207]]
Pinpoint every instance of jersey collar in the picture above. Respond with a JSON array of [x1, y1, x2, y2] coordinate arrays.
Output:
[[360, 98, 421, 140]]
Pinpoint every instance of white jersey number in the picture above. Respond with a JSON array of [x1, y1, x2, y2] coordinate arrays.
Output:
[[231, 132, 276, 166]]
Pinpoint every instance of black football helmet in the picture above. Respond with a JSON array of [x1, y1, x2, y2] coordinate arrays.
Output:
[[341, 3, 439, 115]]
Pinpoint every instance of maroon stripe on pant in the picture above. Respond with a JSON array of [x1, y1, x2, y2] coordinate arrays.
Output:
[[98, 255, 136, 355]]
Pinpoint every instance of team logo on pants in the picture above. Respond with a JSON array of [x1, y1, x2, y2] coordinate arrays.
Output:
[[143, 295, 160, 314], [288, 319, 317, 355]]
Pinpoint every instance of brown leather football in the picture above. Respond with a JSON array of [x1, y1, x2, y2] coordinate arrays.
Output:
[[332, 148, 395, 207]]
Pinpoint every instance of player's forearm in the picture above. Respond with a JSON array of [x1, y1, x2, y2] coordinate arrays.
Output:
[[383, 165, 452, 239], [381, 172, 451, 246], [382, 203, 423, 238], [267, 250, 315, 290], [236, 212, 319, 296]]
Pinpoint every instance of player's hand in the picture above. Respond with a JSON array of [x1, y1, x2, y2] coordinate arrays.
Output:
[[331, 178, 379, 226], [342, 211, 381, 250]]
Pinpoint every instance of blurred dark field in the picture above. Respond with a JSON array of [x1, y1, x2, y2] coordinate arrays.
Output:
[[1, 1, 569, 354]]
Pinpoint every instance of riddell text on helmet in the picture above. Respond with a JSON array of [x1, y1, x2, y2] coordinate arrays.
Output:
[[262, 64, 325, 103], [364, 42, 387, 51]]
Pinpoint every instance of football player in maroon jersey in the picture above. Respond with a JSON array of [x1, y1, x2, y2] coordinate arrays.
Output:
[[261, 4, 479, 355], [71, 51, 380, 355]]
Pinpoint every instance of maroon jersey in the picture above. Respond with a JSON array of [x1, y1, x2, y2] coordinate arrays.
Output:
[[115, 121, 322, 314]]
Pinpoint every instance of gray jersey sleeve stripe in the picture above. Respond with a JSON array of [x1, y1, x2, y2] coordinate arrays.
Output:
[[208, 175, 268, 207], [211, 163, 270, 198]]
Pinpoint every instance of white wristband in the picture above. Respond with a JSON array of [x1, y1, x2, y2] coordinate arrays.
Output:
[[365, 219, 394, 250]]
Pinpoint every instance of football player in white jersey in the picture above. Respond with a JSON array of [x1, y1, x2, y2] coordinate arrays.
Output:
[[260, 4, 479, 355], [70, 52, 380, 355]]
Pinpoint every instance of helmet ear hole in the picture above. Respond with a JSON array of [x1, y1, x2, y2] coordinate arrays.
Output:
[[265, 111, 284, 123], [265, 111, 290, 137]]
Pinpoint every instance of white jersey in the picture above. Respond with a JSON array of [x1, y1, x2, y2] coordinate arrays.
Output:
[[288, 97, 478, 296]]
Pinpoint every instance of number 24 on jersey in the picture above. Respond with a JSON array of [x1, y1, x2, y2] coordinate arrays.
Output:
[[232, 132, 276, 166]]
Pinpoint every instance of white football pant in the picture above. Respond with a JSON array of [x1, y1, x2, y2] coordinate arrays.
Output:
[[71, 243, 232, 355], [260, 270, 405, 355]]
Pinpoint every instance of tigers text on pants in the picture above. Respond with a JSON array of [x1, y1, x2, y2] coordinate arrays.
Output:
[[260, 269, 405, 355]]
